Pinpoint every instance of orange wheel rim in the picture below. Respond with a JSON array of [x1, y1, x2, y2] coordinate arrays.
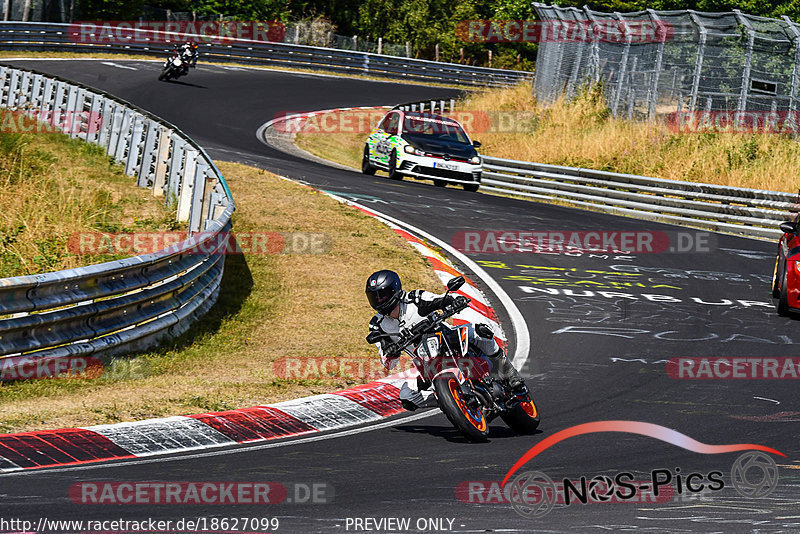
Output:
[[448, 378, 486, 431], [520, 400, 538, 418]]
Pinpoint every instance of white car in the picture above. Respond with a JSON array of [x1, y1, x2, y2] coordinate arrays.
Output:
[[362, 109, 482, 191]]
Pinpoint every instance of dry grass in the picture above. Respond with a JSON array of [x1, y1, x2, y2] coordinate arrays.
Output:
[[296, 82, 800, 193], [0, 162, 440, 432], [462, 83, 800, 193], [0, 120, 179, 278]]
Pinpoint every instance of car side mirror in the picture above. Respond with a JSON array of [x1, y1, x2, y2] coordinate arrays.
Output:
[[780, 221, 797, 235], [366, 331, 384, 344], [472, 140, 482, 148], [447, 276, 465, 292]]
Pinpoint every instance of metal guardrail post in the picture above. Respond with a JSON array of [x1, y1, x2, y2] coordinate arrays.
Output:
[[152, 126, 171, 197], [177, 148, 198, 222], [124, 113, 145, 176], [166, 135, 185, 201]]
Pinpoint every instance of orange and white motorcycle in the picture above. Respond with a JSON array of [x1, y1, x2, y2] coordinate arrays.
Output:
[[367, 276, 539, 442]]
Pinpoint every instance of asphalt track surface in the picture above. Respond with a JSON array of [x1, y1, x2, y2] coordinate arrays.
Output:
[[1, 59, 799, 533]]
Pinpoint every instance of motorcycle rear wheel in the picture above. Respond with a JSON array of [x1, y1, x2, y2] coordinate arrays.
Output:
[[501, 390, 540, 434], [434, 373, 489, 442]]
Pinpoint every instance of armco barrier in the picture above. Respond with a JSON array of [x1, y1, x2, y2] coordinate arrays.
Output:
[[394, 98, 794, 240], [0, 22, 532, 88], [480, 157, 795, 240], [0, 65, 235, 373]]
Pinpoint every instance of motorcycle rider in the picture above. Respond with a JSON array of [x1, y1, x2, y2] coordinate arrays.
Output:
[[169, 42, 198, 76], [179, 42, 199, 68], [365, 269, 526, 411]]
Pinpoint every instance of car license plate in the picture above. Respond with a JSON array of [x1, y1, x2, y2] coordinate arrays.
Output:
[[434, 161, 457, 171]]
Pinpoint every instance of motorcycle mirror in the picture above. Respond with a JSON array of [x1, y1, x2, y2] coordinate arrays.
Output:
[[780, 221, 797, 235], [366, 331, 384, 344], [447, 276, 465, 292]]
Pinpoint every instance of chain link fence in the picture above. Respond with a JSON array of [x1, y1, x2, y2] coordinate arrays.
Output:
[[533, 3, 800, 119]]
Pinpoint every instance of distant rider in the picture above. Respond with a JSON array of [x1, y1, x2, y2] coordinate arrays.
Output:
[[365, 269, 525, 411], [180, 42, 199, 68]]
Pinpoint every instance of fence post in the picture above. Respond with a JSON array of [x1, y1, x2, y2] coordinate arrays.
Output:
[[734, 10, 754, 113], [406, 41, 410, 57], [627, 56, 638, 120], [378, 37, 382, 54], [612, 13, 633, 116], [435, 43, 439, 62], [687, 11, 706, 113], [647, 9, 666, 120], [783, 16, 800, 113]]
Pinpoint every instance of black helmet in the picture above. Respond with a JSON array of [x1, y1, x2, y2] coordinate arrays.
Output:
[[366, 270, 403, 314]]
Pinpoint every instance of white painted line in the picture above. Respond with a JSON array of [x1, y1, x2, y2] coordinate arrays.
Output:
[[100, 61, 138, 70]]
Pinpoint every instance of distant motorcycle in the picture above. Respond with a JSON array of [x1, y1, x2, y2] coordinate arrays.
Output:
[[158, 52, 188, 82]]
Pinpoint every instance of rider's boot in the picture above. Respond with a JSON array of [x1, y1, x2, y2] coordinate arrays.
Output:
[[487, 348, 527, 395]]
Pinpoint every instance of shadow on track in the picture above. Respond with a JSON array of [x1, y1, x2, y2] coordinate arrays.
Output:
[[162, 80, 207, 89], [393, 422, 542, 443]]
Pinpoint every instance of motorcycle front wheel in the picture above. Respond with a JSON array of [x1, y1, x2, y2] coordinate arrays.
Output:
[[501, 390, 540, 434], [434, 373, 489, 442]]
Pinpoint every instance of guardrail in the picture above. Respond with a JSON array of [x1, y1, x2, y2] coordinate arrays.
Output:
[[0, 65, 235, 375], [0, 22, 532, 88], [480, 157, 795, 240], [393, 98, 794, 240]]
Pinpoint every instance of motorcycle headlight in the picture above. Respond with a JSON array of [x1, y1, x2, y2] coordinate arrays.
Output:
[[404, 145, 425, 156], [174, 59, 182, 66], [469, 155, 481, 164]]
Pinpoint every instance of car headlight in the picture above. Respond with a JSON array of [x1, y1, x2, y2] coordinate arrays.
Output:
[[404, 145, 425, 156], [469, 155, 481, 164]]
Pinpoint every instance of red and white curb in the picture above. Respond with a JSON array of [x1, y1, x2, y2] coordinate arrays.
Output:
[[0, 189, 506, 473]]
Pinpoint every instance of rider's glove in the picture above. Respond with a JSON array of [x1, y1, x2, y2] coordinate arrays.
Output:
[[384, 343, 401, 359], [454, 295, 469, 309]]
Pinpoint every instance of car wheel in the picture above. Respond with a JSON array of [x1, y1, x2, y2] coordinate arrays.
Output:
[[361, 146, 376, 175], [433, 179, 447, 187], [387, 150, 402, 180], [463, 183, 480, 192], [777, 265, 790, 316]]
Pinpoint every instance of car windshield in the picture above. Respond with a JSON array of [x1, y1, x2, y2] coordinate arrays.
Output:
[[403, 115, 469, 144]]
